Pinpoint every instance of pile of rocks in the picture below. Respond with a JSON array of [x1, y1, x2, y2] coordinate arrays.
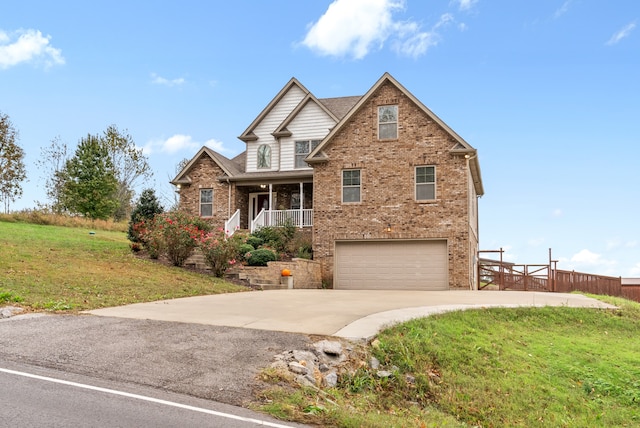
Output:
[[271, 339, 351, 388]]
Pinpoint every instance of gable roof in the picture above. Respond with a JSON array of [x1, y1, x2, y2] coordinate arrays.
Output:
[[306, 72, 484, 196], [272, 93, 341, 138], [170, 146, 244, 185], [238, 77, 311, 142]]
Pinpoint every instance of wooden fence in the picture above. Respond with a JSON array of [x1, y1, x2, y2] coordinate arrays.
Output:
[[479, 249, 640, 303]]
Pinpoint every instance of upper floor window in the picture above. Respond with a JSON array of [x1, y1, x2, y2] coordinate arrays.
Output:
[[200, 189, 213, 217], [257, 144, 271, 169], [295, 140, 320, 168], [342, 169, 361, 203], [416, 166, 435, 201], [378, 105, 398, 140]]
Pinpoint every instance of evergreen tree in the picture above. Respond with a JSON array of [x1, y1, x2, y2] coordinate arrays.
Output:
[[61, 134, 118, 220], [127, 188, 164, 242]]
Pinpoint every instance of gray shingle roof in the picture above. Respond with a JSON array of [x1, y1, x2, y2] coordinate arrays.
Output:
[[318, 96, 361, 120]]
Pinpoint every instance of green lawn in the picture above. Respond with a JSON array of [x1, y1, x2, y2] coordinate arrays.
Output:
[[257, 296, 640, 427], [0, 221, 246, 311]]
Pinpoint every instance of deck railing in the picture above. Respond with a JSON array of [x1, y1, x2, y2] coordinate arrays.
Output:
[[250, 209, 313, 233]]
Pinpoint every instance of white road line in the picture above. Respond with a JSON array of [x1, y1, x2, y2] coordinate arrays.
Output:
[[0, 367, 295, 428]]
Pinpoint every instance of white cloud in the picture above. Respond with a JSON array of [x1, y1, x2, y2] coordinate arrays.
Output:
[[454, 0, 478, 12], [606, 21, 636, 45], [629, 263, 640, 277], [302, 0, 461, 59], [203, 138, 226, 152], [143, 134, 229, 155], [393, 13, 454, 58], [0, 29, 64, 70], [553, 0, 572, 19], [570, 249, 617, 267], [151, 72, 185, 87], [552, 208, 563, 217]]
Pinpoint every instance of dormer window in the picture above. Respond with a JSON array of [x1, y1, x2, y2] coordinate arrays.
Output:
[[257, 144, 271, 169], [378, 105, 398, 140]]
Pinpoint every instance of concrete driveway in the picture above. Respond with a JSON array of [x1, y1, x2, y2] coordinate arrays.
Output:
[[87, 290, 616, 340]]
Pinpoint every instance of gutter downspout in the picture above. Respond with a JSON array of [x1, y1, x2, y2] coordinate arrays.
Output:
[[226, 178, 231, 219]]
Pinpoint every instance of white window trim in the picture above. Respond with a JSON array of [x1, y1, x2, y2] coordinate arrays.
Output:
[[378, 105, 398, 140], [415, 165, 436, 201], [199, 188, 213, 217], [342, 169, 361, 204]]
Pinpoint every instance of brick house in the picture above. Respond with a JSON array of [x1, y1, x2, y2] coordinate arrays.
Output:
[[171, 73, 484, 290]]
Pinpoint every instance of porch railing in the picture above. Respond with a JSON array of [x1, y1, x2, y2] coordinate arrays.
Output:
[[224, 209, 241, 237], [250, 209, 313, 233]]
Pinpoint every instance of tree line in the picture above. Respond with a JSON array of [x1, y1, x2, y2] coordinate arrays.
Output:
[[0, 110, 152, 220]]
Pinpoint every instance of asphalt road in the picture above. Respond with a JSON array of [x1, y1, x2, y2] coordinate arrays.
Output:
[[1, 362, 301, 427], [0, 313, 312, 423]]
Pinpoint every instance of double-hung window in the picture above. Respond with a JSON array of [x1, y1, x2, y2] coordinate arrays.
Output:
[[416, 166, 436, 201], [295, 140, 320, 168], [342, 169, 361, 203], [378, 105, 398, 139], [200, 189, 213, 217]]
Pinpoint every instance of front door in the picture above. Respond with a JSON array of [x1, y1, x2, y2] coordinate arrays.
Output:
[[250, 193, 270, 223]]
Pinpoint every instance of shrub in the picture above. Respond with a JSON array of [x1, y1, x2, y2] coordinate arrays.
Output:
[[134, 218, 163, 259], [252, 226, 296, 253], [246, 248, 278, 266], [136, 211, 207, 266], [127, 189, 163, 243], [160, 211, 207, 266], [199, 229, 241, 277], [287, 232, 313, 260], [296, 245, 313, 260], [238, 243, 255, 260], [246, 235, 264, 249]]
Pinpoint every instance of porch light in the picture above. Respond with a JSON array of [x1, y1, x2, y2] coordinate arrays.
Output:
[[386, 224, 392, 233], [260, 184, 267, 189]]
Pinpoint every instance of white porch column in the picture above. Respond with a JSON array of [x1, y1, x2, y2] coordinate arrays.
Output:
[[299, 182, 304, 228], [268, 183, 273, 227]]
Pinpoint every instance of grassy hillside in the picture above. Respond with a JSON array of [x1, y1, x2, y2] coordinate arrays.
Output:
[[258, 296, 640, 427], [0, 220, 245, 311]]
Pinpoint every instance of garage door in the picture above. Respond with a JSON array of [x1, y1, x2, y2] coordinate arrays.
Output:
[[334, 240, 448, 290]]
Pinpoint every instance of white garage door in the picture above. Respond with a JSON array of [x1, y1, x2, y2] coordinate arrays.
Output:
[[334, 240, 448, 290]]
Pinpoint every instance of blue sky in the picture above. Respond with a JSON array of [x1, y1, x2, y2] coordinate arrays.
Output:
[[1, 0, 639, 277]]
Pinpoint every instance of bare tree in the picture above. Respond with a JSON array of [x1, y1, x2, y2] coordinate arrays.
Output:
[[103, 125, 152, 221], [36, 136, 69, 212], [0, 112, 27, 213]]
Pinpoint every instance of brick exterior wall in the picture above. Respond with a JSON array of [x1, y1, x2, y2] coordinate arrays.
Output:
[[312, 81, 476, 289], [177, 155, 233, 228]]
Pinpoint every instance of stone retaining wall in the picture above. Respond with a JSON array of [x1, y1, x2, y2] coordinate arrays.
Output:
[[233, 258, 323, 289]]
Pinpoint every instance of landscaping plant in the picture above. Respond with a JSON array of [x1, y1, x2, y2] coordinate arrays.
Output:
[[127, 188, 163, 243], [135, 211, 210, 266], [246, 248, 278, 266], [199, 229, 244, 277]]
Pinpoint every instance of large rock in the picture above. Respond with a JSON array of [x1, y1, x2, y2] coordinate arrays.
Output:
[[0, 306, 24, 319], [314, 340, 342, 356]]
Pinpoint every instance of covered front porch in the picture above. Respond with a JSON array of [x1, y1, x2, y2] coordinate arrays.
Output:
[[225, 179, 314, 235]]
